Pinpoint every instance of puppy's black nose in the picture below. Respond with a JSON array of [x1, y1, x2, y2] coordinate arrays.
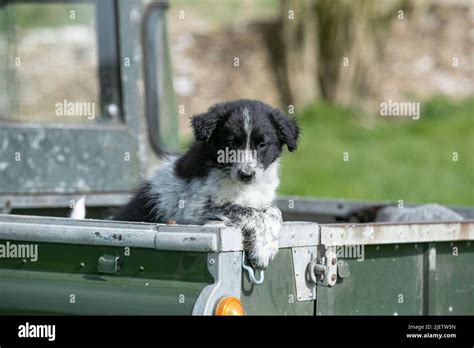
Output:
[[238, 169, 255, 182]]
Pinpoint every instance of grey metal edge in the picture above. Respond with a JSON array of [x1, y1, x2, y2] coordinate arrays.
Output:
[[320, 220, 474, 246]]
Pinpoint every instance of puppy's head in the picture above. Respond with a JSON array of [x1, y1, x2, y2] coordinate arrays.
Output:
[[191, 99, 299, 184]]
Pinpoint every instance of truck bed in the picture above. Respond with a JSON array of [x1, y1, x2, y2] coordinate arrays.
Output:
[[0, 212, 473, 315]]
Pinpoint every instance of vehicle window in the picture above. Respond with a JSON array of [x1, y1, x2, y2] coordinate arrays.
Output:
[[0, 2, 119, 124]]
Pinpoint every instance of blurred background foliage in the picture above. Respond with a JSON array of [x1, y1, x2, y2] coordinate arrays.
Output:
[[2, 0, 472, 204], [1, 3, 94, 28], [169, 0, 473, 205], [279, 97, 473, 204]]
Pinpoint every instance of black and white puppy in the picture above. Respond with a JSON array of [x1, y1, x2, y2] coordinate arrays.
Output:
[[112, 99, 300, 269]]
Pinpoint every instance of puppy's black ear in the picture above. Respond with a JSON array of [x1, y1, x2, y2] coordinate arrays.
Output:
[[191, 103, 229, 142], [269, 108, 300, 152]]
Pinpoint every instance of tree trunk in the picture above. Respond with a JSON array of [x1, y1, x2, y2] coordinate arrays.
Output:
[[280, 0, 405, 110], [280, 0, 321, 109]]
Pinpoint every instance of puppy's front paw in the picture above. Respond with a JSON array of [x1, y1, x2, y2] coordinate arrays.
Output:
[[246, 238, 279, 270], [263, 205, 283, 222], [243, 206, 283, 270]]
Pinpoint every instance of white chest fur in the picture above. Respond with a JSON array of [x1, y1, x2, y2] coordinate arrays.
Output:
[[208, 161, 280, 209], [149, 157, 280, 223]]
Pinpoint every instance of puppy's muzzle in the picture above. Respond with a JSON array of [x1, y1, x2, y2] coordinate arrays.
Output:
[[237, 166, 255, 182]]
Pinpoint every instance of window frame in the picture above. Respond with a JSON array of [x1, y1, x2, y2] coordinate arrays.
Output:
[[142, 0, 179, 155], [0, 0, 123, 125], [0, 0, 152, 208]]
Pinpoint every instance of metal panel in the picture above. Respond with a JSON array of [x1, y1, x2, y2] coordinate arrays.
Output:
[[192, 252, 242, 315], [155, 231, 218, 252], [0, 214, 158, 249], [0, 241, 211, 281], [241, 249, 314, 315], [316, 241, 474, 315], [0, 0, 151, 202], [428, 241, 474, 314], [0, 214, 224, 252], [321, 221, 474, 246], [0, 241, 212, 314], [280, 222, 319, 247], [0, 193, 130, 210], [0, 0, 145, 196], [154, 221, 320, 251], [117, 0, 150, 171], [216, 221, 319, 251], [291, 246, 317, 301], [0, 270, 205, 315], [316, 244, 424, 315], [0, 126, 141, 194]]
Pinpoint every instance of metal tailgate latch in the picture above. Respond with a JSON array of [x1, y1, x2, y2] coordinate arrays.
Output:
[[292, 245, 338, 302], [308, 245, 338, 287]]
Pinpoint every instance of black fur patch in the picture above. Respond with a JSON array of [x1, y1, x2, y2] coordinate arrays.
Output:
[[174, 142, 214, 180], [175, 99, 300, 182], [111, 182, 158, 222]]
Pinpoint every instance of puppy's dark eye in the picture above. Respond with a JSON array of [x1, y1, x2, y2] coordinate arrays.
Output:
[[227, 138, 242, 148], [258, 142, 267, 149]]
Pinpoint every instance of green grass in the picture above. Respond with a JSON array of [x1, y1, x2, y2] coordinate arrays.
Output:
[[171, 0, 280, 28], [278, 97, 474, 205], [0, 3, 95, 32]]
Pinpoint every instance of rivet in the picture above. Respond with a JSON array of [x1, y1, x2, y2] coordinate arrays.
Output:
[[79, 262, 85, 268], [209, 259, 215, 265], [139, 266, 144, 272], [331, 258, 336, 265], [21, 259, 27, 264], [295, 272, 299, 277], [331, 274, 336, 282]]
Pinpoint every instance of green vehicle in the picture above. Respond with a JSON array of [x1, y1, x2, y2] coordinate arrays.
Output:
[[0, 0, 473, 316]]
